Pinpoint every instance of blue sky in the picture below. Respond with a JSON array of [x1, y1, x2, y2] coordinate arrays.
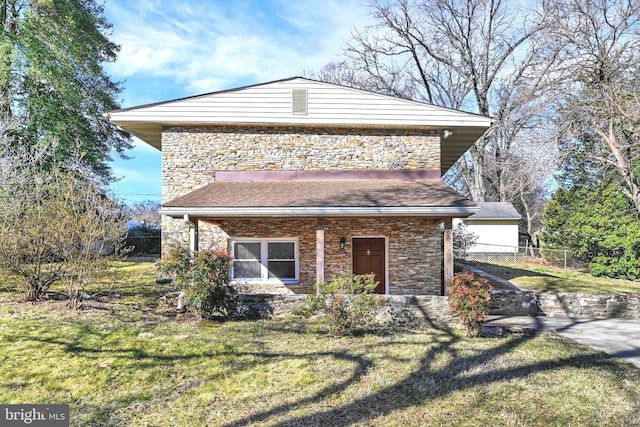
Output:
[[103, 0, 372, 205]]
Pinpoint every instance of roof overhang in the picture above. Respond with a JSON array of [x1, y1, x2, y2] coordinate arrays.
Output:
[[107, 77, 491, 175], [108, 120, 488, 174], [158, 206, 479, 218], [159, 173, 477, 219]]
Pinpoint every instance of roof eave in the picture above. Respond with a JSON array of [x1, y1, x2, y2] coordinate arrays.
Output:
[[158, 206, 480, 218], [466, 216, 522, 221]]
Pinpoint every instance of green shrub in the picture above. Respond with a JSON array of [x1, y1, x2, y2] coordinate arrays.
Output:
[[301, 273, 380, 336], [157, 247, 245, 320], [448, 271, 493, 337], [157, 246, 193, 286]]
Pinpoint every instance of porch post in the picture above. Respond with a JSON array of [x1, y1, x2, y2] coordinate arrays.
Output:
[[444, 218, 453, 295], [316, 219, 325, 293]]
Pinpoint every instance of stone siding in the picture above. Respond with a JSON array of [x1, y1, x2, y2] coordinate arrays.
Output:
[[161, 125, 440, 202], [160, 124, 444, 295], [171, 217, 443, 295]]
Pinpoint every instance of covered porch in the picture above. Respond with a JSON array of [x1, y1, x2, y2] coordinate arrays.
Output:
[[159, 170, 477, 296]]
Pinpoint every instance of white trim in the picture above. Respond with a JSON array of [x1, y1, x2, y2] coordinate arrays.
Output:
[[229, 237, 299, 285], [159, 206, 479, 217], [351, 236, 389, 295]]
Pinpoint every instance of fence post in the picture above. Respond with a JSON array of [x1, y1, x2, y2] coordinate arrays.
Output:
[[513, 249, 517, 266], [564, 250, 567, 270]]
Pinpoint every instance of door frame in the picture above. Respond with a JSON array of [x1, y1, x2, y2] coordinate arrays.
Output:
[[351, 235, 389, 295]]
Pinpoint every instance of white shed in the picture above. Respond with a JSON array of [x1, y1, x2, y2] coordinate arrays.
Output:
[[462, 202, 521, 253]]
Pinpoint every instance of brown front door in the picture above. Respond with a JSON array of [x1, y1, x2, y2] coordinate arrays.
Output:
[[353, 238, 386, 294]]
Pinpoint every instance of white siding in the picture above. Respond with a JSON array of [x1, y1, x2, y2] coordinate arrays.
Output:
[[109, 78, 490, 128], [465, 220, 519, 253]]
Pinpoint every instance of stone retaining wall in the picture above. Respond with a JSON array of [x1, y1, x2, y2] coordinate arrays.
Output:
[[534, 292, 640, 318], [490, 290, 640, 319], [239, 294, 456, 325], [239, 290, 640, 323]]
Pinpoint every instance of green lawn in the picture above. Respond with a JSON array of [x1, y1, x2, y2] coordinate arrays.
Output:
[[1, 260, 640, 426], [464, 261, 640, 294]]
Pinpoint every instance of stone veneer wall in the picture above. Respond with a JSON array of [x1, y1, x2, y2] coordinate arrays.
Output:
[[322, 218, 442, 295], [160, 125, 440, 252], [183, 217, 443, 295], [161, 125, 441, 203], [160, 216, 443, 295], [159, 124, 444, 295]]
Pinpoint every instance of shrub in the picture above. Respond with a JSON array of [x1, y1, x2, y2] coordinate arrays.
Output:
[[0, 142, 128, 305], [156, 246, 193, 286], [301, 273, 380, 336], [157, 247, 245, 320], [542, 183, 640, 279], [448, 271, 493, 337]]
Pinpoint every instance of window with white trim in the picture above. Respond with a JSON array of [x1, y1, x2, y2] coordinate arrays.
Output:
[[231, 238, 298, 284]]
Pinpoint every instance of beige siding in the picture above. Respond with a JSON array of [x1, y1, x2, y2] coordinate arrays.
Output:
[[110, 78, 490, 128]]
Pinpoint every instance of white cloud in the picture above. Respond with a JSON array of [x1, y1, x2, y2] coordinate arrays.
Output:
[[103, 0, 374, 203], [105, 0, 372, 99]]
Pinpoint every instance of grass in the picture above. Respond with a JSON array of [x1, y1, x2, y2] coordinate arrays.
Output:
[[454, 263, 515, 290], [1, 259, 640, 425], [463, 261, 640, 294]]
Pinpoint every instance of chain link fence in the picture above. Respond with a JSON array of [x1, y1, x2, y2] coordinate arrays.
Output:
[[458, 243, 585, 269]]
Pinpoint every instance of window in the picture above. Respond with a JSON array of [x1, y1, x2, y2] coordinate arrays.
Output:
[[231, 239, 298, 284]]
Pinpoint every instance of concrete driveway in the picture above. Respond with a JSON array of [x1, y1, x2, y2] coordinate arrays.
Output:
[[485, 316, 640, 368]]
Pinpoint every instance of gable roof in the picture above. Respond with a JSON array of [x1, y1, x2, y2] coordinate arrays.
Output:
[[108, 77, 491, 173], [467, 202, 522, 220]]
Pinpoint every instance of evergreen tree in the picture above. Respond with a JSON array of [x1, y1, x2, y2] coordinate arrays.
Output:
[[0, 0, 130, 179], [542, 182, 640, 280]]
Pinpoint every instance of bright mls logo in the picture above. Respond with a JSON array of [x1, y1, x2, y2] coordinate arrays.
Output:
[[1, 405, 69, 426]]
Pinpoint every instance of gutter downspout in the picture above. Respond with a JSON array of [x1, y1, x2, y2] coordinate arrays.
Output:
[[177, 214, 199, 311], [184, 214, 199, 255]]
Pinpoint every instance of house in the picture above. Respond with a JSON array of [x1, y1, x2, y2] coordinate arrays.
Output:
[[458, 202, 522, 253], [108, 77, 490, 295]]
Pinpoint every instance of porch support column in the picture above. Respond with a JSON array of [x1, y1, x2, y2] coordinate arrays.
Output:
[[316, 219, 325, 293], [443, 218, 453, 295]]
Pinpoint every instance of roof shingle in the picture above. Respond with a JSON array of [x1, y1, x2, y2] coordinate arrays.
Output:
[[164, 179, 474, 209]]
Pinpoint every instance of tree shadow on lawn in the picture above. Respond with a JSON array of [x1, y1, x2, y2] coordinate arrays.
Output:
[[10, 313, 640, 426], [221, 320, 637, 427], [464, 261, 558, 282], [17, 322, 377, 425]]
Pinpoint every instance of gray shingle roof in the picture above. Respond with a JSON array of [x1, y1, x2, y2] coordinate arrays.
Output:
[[468, 202, 522, 220]]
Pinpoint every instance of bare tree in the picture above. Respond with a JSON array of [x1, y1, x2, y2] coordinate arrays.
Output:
[[0, 139, 128, 306], [318, 0, 559, 203], [128, 200, 161, 228], [545, 0, 640, 213]]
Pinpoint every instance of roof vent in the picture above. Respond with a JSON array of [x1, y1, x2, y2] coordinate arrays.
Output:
[[292, 89, 308, 115]]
